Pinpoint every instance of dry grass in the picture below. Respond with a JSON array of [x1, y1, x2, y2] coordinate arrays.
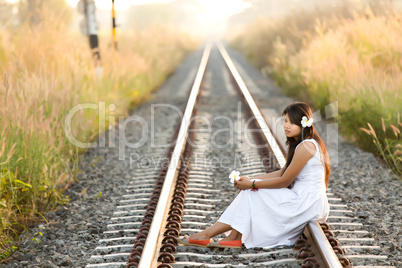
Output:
[[229, 3, 401, 176], [0, 8, 198, 259]]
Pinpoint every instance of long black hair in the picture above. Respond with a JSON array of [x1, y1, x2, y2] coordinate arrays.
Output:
[[282, 102, 330, 188]]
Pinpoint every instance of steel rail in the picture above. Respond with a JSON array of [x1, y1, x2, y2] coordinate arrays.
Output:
[[216, 41, 342, 268], [138, 42, 212, 268], [215, 41, 286, 168]]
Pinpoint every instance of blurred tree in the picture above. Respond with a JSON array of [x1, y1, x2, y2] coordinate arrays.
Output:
[[27, 0, 40, 25], [18, 0, 72, 26], [0, 0, 17, 27], [128, 0, 201, 30], [229, 0, 350, 26]]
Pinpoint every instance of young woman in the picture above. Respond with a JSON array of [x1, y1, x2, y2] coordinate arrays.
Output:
[[179, 102, 330, 249]]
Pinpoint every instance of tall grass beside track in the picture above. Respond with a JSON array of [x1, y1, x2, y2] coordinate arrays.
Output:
[[0, 9, 198, 259], [230, 4, 401, 177]]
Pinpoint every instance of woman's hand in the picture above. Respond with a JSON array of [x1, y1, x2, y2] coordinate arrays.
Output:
[[234, 178, 253, 190]]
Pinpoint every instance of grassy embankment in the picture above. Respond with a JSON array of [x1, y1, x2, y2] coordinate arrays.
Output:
[[0, 9, 198, 259], [230, 4, 401, 177]]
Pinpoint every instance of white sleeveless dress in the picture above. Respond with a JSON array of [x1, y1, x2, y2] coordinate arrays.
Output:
[[218, 139, 329, 249]]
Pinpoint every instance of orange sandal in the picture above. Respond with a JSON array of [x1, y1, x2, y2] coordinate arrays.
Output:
[[178, 236, 211, 247], [207, 239, 242, 249]]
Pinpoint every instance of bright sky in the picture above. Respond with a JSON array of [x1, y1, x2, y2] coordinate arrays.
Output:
[[65, 0, 250, 24], [194, 0, 251, 23]]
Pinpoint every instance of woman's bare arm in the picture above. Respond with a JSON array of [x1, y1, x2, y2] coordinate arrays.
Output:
[[235, 141, 316, 189], [253, 167, 285, 181], [240, 167, 284, 181]]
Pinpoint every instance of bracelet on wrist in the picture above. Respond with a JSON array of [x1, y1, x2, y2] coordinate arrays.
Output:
[[251, 180, 258, 191]]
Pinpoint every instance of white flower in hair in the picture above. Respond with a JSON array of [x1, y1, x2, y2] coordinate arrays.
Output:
[[229, 170, 240, 184], [301, 116, 314, 127]]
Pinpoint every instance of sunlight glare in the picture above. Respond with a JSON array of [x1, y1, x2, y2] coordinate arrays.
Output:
[[196, 0, 250, 24]]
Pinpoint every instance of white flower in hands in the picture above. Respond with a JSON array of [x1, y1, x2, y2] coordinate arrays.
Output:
[[229, 170, 240, 184], [301, 116, 314, 128]]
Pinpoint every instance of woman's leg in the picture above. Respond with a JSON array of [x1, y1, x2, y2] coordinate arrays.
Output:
[[189, 222, 232, 240], [189, 222, 242, 241], [221, 229, 242, 241]]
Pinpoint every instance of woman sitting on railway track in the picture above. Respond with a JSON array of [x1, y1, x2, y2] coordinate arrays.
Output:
[[179, 102, 330, 249]]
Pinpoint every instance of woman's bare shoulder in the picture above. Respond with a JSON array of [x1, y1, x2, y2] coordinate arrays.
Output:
[[295, 141, 316, 158]]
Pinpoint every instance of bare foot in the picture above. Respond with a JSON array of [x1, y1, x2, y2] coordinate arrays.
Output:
[[188, 232, 210, 240], [220, 231, 242, 241], [220, 236, 242, 241]]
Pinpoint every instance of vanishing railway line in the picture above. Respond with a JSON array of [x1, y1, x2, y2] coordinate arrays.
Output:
[[85, 42, 394, 268]]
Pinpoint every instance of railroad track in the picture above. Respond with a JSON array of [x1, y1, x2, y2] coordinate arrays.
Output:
[[85, 42, 395, 268]]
